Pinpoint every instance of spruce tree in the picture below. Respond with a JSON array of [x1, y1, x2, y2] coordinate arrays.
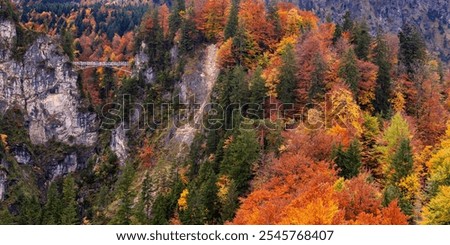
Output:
[[180, 9, 198, 54], [383, 138, 414, 216], [339, 48, 360, 95], [342, 11, 353, 32], [113, 191, 133, 225], [146, 8, 166, 70], [308, 53, 327, 103], [332, 24, 342, 44], [231, 25, 253, 67], [332, 140, 362, 179], [110, 162, 135, 225], [398, 23, 427, 75], [168, 0, 186, 38], [61, 175, 78, 225], [220, 180, 239, 223], [391, 138, 414, 184], [276, 44, 297, 105], [352, 21, 371, 61], [267, 1, 282, 39], [373, 32, 392, 116], [221, 128, 260, 195], [182, 163, 219, 224], [19, 195, 42, 225], [100, 65, 114, 100], [61, 26, 74, 61], [43, 182, 62, 225], [134, 174, 153, 224], [249, 66, 268, 119], [224, 0, 240, 40]]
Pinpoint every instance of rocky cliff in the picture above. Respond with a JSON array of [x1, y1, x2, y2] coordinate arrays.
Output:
[[0, 19, 98, 146], [291, 0, 450, 62], [0, 17, 98, 204]]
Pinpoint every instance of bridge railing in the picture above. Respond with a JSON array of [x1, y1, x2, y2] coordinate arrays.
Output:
[[72, 61, 130, 67]]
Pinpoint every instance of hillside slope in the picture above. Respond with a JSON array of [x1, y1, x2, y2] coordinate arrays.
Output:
[[291, 0, 450, 62]]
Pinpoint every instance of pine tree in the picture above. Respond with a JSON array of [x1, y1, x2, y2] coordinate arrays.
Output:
[[373, 32, 392, 116], [220, 180, 239, 222], [146, 8, 167, 70], [249, 66, 268, 119], [308, 53, 327, 103], [352, 21, 371, 61], [391, 138, 414, 184], [332, 140, 362, 179], [224, 0, 240, 40], [61, 175, 78, 225], [169, 0, 186, 38], [342, 11, 353, 32], [398, 23, 427, 75], [181, 163, 219, 224], [134, 174, 153, 224], [61, 26, 74, 61], [267, 1, 282, 39], [110, 162, 136, 225], [43, 182, 62, 225], [221, 128, 260, 195], [100, 65, 114, 100], [231, 25, 254, 68], [150, 179, 183, 225], [19, 195, 42, 225], [339, 48, 360, 95], [180, 9, 199, 54], [276, 44, 297, 105], [332, 24, 342, 44]]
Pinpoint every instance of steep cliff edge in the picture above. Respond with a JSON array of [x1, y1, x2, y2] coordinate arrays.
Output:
[[0, 19, 98, 146], [0, 17, 98, 204], [169, 44, 219, 158]]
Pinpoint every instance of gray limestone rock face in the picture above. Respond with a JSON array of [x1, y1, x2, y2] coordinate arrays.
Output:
[[0, 20, 16, 62], [12, 144, 31, 165], [0, 170, 6, 201], [168, 44, 219, 158], [46, 152, 79, 180], [0, 19, 98, 146], [110, 123, 128, 166]]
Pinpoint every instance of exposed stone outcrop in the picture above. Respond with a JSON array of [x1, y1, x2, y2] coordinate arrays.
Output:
[[45, 152, 79, 180], [110, 123, 128, 165], [12, 144, 31, 165], [0, 19, 98, 146], [0, 20, 16, 62], [0, 170, 6, 201], [169, 44, 219, 157]]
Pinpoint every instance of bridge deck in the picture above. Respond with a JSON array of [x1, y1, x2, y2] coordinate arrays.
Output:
[[72, 61, 129, 67]]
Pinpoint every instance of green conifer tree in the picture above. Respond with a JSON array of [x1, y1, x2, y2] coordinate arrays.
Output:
[[276, 44, 297, 105], [224, 0, 240, 40], [332, 140, 362, 179], [43, 182, 62, 225], [61, 175, 78, 225], [339, 48, 360, 95], [373, 32, 392, 116]]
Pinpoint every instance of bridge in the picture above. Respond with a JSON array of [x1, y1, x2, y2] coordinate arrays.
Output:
[[72, 61, 131, 74]]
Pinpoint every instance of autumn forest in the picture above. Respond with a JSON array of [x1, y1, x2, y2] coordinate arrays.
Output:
[[0, 0, 449, 225]]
